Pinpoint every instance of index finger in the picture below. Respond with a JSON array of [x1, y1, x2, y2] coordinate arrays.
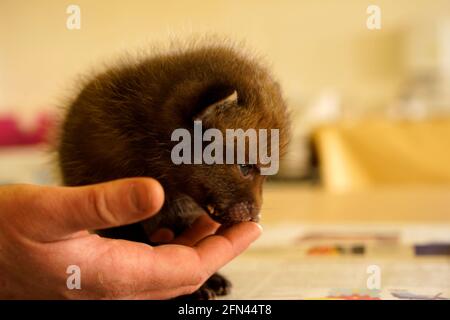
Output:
[[143, 221, 262, 292], [195, 221, 262, 275]]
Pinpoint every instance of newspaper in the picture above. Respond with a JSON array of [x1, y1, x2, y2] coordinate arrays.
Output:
[[221, 224, 450, 299]]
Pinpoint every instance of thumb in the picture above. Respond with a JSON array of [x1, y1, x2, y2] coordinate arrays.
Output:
[[3, 178, 164, 241]]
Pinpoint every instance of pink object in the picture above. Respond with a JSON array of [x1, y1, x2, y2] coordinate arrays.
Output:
[[0, 113, 54, 147]]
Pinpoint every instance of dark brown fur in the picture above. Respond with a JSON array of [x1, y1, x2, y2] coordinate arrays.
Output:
[[56, 42, 290, 299]]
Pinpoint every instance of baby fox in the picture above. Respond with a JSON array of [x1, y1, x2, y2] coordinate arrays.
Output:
[[57, 41, 290, 299]]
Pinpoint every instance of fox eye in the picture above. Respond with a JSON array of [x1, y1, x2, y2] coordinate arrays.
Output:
[[238, 164, 253, 177]]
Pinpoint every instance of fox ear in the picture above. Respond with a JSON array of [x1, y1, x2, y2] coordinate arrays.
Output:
[[194, 90, 238, 122]]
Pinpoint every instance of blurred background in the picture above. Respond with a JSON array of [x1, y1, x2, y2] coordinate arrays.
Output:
[[1, 0, 450, 299], [2, 0, 450, 191]]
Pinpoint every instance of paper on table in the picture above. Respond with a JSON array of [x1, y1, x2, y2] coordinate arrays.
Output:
[[220, 224, 450, 300]]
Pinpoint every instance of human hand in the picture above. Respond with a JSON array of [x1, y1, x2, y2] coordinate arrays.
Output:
[[0, 178, 262, 299]]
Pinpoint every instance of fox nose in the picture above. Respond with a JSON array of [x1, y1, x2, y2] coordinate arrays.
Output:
[[228, 201, 260, 222]]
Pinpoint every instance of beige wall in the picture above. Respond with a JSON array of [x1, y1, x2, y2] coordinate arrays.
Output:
[[1, 0, 449, 117]]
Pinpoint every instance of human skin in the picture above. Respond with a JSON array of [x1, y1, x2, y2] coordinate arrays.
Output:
[[0, 178, 261, 299]]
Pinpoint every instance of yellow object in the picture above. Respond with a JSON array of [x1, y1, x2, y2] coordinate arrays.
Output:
[[313, 118, 450, 192]]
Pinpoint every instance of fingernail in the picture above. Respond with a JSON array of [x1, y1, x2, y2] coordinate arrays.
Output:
[[256, 223, 263, 232]]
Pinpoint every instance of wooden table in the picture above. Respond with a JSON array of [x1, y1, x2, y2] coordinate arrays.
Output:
[[261, 183, 450, 224]]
